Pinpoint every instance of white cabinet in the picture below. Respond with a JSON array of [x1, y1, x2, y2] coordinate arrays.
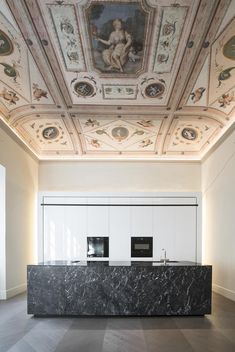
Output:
[[130, 197, 153, 237], [43, 198, 87, 261], [109, 205, 131, 261], [153, 206, 197, 262], [44, 205, 64, 261], [63, 204, 87, 261], [41, 195, 199, 262], [87, 198, 109, 237]]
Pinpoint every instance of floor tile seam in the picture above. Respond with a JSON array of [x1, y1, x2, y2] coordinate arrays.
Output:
[[4, 318, 73, 352], [180, 327, 235, 350]]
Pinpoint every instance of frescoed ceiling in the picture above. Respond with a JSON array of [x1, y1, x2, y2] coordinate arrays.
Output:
[[0, 0, 234, 160]]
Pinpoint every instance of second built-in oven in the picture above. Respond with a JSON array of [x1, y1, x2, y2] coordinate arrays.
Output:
[[131, 237, 153, 257]]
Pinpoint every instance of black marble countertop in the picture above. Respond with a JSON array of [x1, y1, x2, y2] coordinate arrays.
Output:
[[31, 260, 206, 267], [28, 260, 212, 316]]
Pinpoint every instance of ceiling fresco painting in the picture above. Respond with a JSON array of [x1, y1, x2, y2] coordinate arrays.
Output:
[[0, 2, 54, 114], [153, 6, 188, 73], [48, 3, 85, 72], [14, 114, 76, 155], [86, 1, 150, 75], [186, 56, 209, 107], [0, 0, 234, 160], [164, 116, 221, 154], [74, 115, 162, 153], [209, 17, 235, 105], [102, 84, 138, 100]]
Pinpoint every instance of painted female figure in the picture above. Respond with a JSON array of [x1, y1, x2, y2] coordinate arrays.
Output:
[[95, 19, 132, 72]]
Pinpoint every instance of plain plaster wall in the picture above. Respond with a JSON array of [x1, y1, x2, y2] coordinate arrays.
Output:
[[0, 123, 38, 299], [0, 164, 6, 299], [202, 127, 235, 301], [39, 161, 201, 192]]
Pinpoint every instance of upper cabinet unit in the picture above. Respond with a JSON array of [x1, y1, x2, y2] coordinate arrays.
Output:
[[41, 194, 200, 262]]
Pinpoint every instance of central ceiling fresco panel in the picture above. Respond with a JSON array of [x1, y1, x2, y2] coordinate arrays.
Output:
[[86, 1, 150, 76]]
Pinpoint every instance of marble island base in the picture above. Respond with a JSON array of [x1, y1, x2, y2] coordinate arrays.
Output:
[[27, 261, 212, 316]]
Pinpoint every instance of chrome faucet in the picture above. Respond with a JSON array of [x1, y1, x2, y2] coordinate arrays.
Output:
[[161, 248, 169, 265]]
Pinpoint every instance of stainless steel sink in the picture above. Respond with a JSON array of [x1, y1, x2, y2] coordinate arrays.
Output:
[[153, 260, 179, 263]]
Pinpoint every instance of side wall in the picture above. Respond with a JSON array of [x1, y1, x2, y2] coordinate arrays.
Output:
[[0, 123, 38, 299], [0, 165, 6, 299], [202, 127, 235, 301], [39, 161, 201, 192]]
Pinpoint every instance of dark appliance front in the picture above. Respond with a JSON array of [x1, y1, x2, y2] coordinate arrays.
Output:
[[131, 237, 153, 257], [87, 237, 109, 257]]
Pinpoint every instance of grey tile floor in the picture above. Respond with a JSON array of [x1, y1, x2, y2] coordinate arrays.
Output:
[[0, 292, 235, 352]]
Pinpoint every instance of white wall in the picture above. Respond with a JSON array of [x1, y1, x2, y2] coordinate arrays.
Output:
[[0, 164, 6, 299], [39, 161, 201, 192], [0, 123, 38, 299], [202, 127, 235, 301]]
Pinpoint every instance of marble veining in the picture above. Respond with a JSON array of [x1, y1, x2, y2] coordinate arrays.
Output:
[[27, 262, 212, 316]]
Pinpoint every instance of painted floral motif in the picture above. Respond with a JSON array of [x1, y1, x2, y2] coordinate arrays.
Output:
[[95, 129, 109, 137], [137, 120, 154, 128], [190, 87, 206, 103], [139, 138, 153, 148], [33, 83, 48, 101], [84, 119, 99, 128], [162, 20, 177, 36], [132, 130, 145, 137], [209, 18, 235, 104], [48, 4, 85, 71], [153, 6, 188, 73], [103, 85, 137, 99], [0, 88, 19, 105], [217, 67, 235, 87], [0, 62, 20, 82], [218, 92, 235, 108], [90, 139, 101, 148]]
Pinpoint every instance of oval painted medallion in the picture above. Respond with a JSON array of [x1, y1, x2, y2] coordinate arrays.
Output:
[[181, 128, 197, 141], [0, 30, 13, 56], [74, 81, 94, 97], [42, 126, 59, 140]]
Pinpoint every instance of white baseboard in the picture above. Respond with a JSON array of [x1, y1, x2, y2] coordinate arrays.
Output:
[[0, 283, 26, 300], [0, 290, 6, 300], [213, 283, 235, 302]]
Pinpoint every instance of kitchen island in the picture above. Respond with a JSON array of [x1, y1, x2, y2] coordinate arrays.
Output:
[[27, 261, 212, 316]]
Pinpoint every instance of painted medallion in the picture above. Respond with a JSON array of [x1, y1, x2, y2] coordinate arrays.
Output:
[[223, 36, 235, 61], [181, 128, 197, 141], [0, 30, 13, 56], [42, 126, 59, 140], [111, 127, 129, 142], [74, 81, 94, 97], [145, 82, 165, 98]]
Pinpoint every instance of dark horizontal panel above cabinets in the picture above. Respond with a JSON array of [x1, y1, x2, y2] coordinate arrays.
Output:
[[41, 203, 198, 207]]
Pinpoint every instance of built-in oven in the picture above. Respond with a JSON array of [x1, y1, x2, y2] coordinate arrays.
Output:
[[131, 237, 153, 257], [87, 237, 109, 258]]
